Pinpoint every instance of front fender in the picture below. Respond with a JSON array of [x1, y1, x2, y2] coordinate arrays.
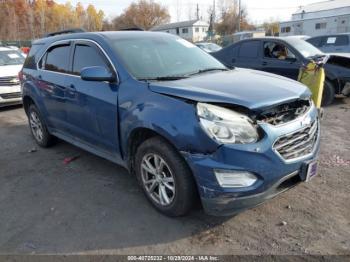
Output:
[[118, 80, 218, 159]]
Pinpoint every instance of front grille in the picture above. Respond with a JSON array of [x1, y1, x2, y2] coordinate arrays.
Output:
[[0, 76, 20, 86], [0, 92, 21, 99], [273, 120, 319, 161]]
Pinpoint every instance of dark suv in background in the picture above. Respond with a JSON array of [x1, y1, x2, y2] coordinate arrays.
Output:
[[307, 33, 350, 54], [212, 37, 350, 105]]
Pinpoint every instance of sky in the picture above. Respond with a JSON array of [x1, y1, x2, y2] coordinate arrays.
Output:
[[56, 0, 324, 24]]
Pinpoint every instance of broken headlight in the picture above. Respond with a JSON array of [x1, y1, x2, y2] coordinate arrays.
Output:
[[197, 103, 259, 144]]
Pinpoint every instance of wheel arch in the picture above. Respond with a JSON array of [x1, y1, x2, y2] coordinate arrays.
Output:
[[325, 76, 339, 94], [126, 127, 179, 175], [23, 95, 36, 116]]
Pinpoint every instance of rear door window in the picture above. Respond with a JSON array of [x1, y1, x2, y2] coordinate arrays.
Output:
[[42, 44, 71, 74], [238, 41, 259, 58], [72, 44, 110, 75], [23, 44, 44, 69]]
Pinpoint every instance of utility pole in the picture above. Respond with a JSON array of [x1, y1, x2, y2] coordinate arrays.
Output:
[[213, 0, 216, 22], [238, 0, 241, 32], [196, 3, 199, 20]]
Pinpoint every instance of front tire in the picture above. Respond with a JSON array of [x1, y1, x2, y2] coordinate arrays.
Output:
[[135, 137, 197, 217], [322, 80, 335, 106], [28, 104, 54, 147]]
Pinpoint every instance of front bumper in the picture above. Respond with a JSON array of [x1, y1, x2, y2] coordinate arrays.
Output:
[[182, 106, 320, 216]]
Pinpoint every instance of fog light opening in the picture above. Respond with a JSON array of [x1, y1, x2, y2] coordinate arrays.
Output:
[[214, 170, 258, 188]]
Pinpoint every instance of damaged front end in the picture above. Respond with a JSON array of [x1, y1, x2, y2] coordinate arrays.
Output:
[[181, 98, 320, 216], [255, 98, 313, 125]]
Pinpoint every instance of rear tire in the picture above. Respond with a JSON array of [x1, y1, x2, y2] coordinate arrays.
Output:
[[28, 104, 54, 147], [322, 80, 335, 106], [134, 136, 197, 217]]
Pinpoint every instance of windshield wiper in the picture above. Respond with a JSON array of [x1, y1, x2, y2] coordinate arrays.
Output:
[[138, 75, 188, 81], [186, 68, 229, 76], [308, 54, 326, 59]]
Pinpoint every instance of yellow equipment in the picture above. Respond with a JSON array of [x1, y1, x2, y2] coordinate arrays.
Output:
[[298, 59, 327, 108]]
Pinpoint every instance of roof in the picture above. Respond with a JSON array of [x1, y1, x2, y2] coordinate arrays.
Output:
[[295, 0, 350, 14], [151, 20, 208, 31], [33, 31, 174, 45]]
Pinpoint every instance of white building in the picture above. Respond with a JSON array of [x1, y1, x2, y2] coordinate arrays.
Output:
[[151, 20, 209, 42], [280, 0, 350, 37]]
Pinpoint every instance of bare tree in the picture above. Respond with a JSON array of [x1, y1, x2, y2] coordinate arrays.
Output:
[[215, 0, 254, 35], [112, 0, 170, 30]]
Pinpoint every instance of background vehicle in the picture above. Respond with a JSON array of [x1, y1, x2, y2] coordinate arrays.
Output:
[[307, 33, 350, 54], [21, 31, 320, 217], [0, 47, 25, 107], [212, 37, 350, 105], [195, 42, 222, 53]]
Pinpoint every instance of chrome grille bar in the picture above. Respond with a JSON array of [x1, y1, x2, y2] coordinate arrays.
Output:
[[273, 120, 319, 161], [0, 76, 20, 86]]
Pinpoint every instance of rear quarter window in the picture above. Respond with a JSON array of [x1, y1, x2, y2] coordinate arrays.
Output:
[[23, 44, 44, 69]]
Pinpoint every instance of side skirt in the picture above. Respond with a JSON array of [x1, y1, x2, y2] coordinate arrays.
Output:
[[50, 129, 127, 169]]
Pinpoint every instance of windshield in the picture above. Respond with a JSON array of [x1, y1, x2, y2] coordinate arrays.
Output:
[[110, 35, 226, 80], [285, 38, 323, 58], [0, 50, 25, 66]]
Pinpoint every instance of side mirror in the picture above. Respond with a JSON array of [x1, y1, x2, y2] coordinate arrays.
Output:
[[80, 66, 116, 82]]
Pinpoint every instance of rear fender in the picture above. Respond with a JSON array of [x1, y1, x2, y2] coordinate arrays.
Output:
[[22, 72, 50, 124]]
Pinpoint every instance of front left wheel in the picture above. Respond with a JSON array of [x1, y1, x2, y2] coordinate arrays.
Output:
[[134, 136, 197, 217], [28, 104, 54, 147]]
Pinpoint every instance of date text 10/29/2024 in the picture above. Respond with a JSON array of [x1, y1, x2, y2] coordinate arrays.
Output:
[[128, 256, 219, 261]]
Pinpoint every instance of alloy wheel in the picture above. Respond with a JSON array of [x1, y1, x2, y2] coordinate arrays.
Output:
[[29, 111, 44, 142], [141, 153, 176, 206]]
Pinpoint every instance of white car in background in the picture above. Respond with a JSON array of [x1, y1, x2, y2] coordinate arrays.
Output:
[[0, 47, 25, 107]]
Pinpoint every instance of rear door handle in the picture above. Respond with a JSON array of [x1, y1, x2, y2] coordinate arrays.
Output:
[[262, 61, 267, 66]]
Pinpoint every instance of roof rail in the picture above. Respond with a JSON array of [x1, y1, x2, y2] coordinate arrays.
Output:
[[119, 27, 144, 31], [44, 28, 86, 38]]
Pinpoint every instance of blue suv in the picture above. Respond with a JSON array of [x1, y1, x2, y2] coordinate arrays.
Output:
[[20, 31, 320, 216]]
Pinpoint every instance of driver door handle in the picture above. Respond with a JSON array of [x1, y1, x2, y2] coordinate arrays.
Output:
[[66, 84, 76, 95], [67, 84, 76, 90]]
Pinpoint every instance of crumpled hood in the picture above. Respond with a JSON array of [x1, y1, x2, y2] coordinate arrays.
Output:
[[0, 65, 22, 77], [149, 68, 311, 111]]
